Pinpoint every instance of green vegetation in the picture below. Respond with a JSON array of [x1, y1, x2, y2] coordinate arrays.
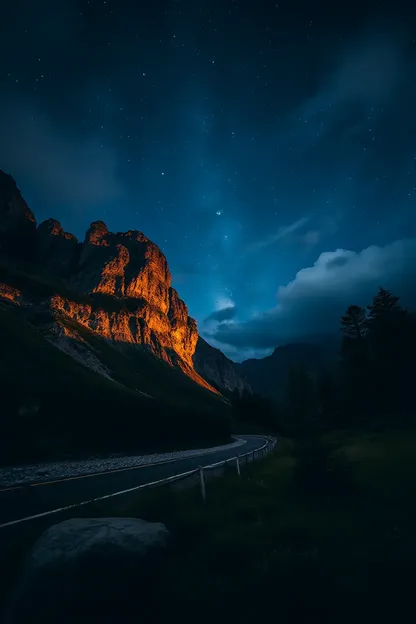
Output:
[[232, 287, 416, 436], [58, 314, 227, 412], [2, 429, 414, 622], [120, 428, 416, 622], [0, 306, 230, 466], [2, 284, 416, 621]]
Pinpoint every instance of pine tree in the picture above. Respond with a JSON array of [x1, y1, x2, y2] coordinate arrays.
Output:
[[367, 287, 403, 326], [366, 288, 407, 417], [340, 305, 367, 340], [339, 304, 370, 423]]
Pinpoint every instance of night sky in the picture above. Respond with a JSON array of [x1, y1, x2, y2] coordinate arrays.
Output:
[[1, 0, 416, 360]]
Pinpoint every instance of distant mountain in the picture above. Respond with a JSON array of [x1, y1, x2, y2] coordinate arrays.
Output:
[[0, 169, 244, 464], [238, 339, 340, 403], [193, 336, 251, 395]]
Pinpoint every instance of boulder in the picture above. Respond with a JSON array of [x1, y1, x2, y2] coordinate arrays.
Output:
[[8, 517, 170, 623]]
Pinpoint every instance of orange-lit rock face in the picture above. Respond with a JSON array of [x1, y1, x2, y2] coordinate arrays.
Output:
[[38, 218, 77, 242], [50, 293, 203, 374], [66, 221, 200, 367], [92, 244, 130, 296], [0, 168, 221, 395], [75, 225, 172, 312], [0, 283, 21, 304]]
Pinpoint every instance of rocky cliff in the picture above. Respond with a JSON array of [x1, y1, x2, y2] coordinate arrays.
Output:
[[0, 169, 247, 396], [193, 337, 251, 395], [0, 170, 36, 260]]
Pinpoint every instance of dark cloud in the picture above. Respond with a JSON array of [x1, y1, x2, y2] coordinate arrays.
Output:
[[213, 238, 416, 356], [289, 33, 407, 150], [204, 305, 237, 323]]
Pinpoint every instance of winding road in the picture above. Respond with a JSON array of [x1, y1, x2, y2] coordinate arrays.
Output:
[[0, 435, 268, 530]]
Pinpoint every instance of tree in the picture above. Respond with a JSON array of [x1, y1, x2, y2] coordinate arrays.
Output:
[[366, 288, 408, 418], [366, 287, 406, 345], [340, 305, 367, 341], [366, 287, 406, 354], [367, 287, 402, 321], [339, 304, 370, 424]]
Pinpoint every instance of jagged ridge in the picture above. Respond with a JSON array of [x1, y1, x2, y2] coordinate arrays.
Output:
[[0, 169, 221, 394]]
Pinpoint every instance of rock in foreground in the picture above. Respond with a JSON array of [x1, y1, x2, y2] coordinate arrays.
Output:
[[8, 517, 170, 623]]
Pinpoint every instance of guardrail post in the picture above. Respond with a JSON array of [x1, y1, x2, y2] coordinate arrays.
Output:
[[199, 466, 206, 502], [236, 456, 241, 477], [252, 450, 255, 462]]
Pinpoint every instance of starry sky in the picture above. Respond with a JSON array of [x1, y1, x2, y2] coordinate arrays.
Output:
[[1, 0, 416, 360]]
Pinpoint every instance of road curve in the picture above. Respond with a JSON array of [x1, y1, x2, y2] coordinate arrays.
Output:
[[0, 435, 268, 529]]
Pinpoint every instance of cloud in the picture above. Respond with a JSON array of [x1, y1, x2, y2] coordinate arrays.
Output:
[[200, 333, 272, 363], [286, 33, 406, 152], [212, 238, 416, 353], [248, 217, 309, 252], [204, 306, 237, 323], [327, 35, 404, 104]]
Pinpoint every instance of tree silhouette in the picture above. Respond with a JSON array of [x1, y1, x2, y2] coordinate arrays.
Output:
[[365, 288, 408, 419], [367, 287, 402, 320], [340, 305, 367, 341]]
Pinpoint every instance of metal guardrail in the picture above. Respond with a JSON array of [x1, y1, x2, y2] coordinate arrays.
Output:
[[0, 436, 277, 530], [145, 435, 277, 501]]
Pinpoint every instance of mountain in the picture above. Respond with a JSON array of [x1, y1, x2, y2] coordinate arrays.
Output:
[[193, 336, 251, 395], [238, 340, 340, 403], [0, 169, 248, 464]]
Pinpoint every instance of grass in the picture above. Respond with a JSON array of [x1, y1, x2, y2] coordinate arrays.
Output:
[[2, 428, 416, 622], [0, 305, 230, 465], [0, 259, 232, 467], [58, 314, 227, 413], [120, 429, 416, 622], [0, 259, 227, 413]]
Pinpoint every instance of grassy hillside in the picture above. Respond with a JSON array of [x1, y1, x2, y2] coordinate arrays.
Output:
[[0, 306, 230, 466], [57, 314, 227, 411]]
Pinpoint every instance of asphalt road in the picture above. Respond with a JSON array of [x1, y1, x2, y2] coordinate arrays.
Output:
[[0, 435, 268, 529]]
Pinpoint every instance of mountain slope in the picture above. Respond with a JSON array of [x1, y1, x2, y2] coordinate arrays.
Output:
[[238, 340, 340, 403], [0, 169, 244, 464], [0, 169, 220, 392], [193, 336, 251, 395], [0, 300, 229, 466]]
